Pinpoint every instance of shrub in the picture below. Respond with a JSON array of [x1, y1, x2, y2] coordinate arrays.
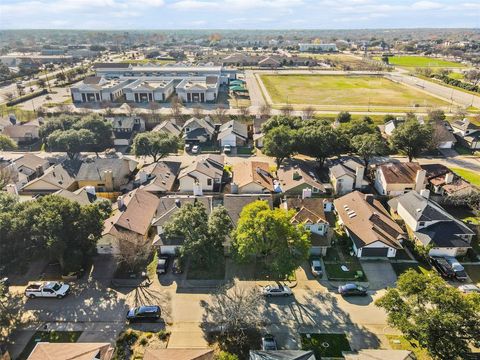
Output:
[[216, 351, 239, 360], [139, 337, 148, 346], [158, 330, 171, 341]]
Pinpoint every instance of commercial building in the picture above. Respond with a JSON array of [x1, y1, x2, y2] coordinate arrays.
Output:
[[70, 77, 131, 103]]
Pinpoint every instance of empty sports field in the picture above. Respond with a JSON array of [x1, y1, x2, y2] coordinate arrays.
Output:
[[259, 74, 449, 107], [374, 55, 464, 67]]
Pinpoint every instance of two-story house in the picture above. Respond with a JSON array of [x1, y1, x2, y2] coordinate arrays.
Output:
[[231, 161, 274, 194], [374, 162, 426, 196], [329, 159, 368, 195], [178, 154, 224, 193], [451, 118, 480, 150], [388, 191, 475, 257], [182, 116, 216, 144]]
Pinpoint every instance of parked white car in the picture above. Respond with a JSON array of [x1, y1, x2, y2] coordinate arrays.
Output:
[[261, 284, 292, 297], [458, 284, 480, 294], [25, 282, 70, 299], [311, 259, 323, 277]]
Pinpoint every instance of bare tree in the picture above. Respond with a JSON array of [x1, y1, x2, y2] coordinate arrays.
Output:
[[259, 104, 271, 119], [302, 106, 315, 120], [238, 105, 250, 120], [280, 104, 293, 117], [192, 104, 204, 118], [0, 167, 17, 189], [115, 232, 151, 273], [0, 284, 25, 343], [214, 105, 228, 123], [201, 279, 265, 357], [170, 95, 183, 123]]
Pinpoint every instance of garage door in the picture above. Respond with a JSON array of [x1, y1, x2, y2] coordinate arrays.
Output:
[[361, 247, 389, 257]]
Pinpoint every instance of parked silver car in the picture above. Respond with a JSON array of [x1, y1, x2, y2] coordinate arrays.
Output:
[[261, 284, 292, 297]]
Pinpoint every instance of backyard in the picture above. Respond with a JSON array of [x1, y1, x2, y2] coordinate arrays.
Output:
[[449, 168, 480, 187], [259, 74, 449, 108]]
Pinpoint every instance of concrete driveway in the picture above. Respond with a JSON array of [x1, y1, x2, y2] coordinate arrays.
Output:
[[360, 261, 397, 290]]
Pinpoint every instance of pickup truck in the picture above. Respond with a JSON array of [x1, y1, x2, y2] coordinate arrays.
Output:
[[25, 282, 70, 299]]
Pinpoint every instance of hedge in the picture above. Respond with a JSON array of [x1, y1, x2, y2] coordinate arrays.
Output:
[[432, 74, 480, 93], [6, 89, 48, 106]]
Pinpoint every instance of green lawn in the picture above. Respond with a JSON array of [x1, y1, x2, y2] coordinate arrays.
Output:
[[260, 74, 449, 108], [463, 265, 480, 284], [454, 144, 473, 155], [18, 331, 82, 360], [378, 56, 464, 68], [387, 335, 432, 360], [186, 258, 225, 280], [448, 72, 464, 80], [449, 168, 480, 187], [391, 262, 431, 277], [301, 333, 351, 358]]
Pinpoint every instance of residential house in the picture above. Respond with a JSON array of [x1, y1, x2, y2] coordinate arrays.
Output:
[[178, 154, 224, 193], [389, 191, 475, 257], [1, 153, 50, 189], [334, 191, 405, 258], [152, 195, 213, 255], [282, 197, 333, 256], [1, 118, 41, 144], [182, 116, 216, 144], [27, 342, 114, 360], [76, 157, 138, 192], [99, 189, 159, 255], [276, 160, 329, 195], [152, 120, 182, 137], [374, 162, 426, 196], [329, 159, 368, 195], [421, 164, 474, 197], [55, 186, 98, 206], [137, 160, 181, 194], [451, 118, 480, 149], [217, 120, 248, 147], [250, 350, 315, 360], [143, 348, 214, 360], [223, 194, 273, 225], [21, 161, 81, 194], [258, 56, 281, 68], [108, 116, 145, 149], [232, 161, 274, 194], [432, 121, 456, 149]]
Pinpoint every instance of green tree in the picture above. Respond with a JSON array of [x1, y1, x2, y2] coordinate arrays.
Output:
[[389, 119, 433, 162], [384, 114, 395, 123], [47, 128, 95, 159], [262, 125, 297, 168], [336, 111, 351, 123], [427, 109, 446, 123], [0, 134, 17, 150], [163, 202, 231, 269], [297, 123, 340, 168], [351, 133, 386, 167], [261, 115, 301, 133], [232, 201, 310, 278], [376, 270, 480, 360], [73, 114, 113, 155], [133, 132, 181, 163]]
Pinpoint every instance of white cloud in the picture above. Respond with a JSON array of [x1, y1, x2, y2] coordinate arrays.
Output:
[[170, 0, 303, 11], [412, 1, 444, 10]]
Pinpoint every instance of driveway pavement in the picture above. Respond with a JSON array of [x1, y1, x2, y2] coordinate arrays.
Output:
[[360, 261, 397, 290]]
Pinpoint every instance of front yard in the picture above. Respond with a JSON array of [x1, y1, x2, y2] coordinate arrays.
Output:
[[113, 329, 170, 360], [387, 335, 431, 360], [391, 262, 431, 277], [301, 333, 351, 358], [463, 265, 480, 284]]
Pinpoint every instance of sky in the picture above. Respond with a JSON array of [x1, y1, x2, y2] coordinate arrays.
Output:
[[0, 0, 479, 30]]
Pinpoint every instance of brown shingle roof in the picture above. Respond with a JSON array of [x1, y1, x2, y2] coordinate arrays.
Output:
[[14, 153, 49, 171], [286, 198, 328, 225], [277, 161, 326, 193], [103, 188, 159, 236], [223, 194, 273, 225], [144, 348, 214, 360], [27, 342, 113, 360], [334, 191, 405, 249], [378, 162, 422, 184], [141, 160, 181, 193], [233, 161, 273, 191]]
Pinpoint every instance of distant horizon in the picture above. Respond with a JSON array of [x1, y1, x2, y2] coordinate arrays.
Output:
[[1, 27, 479, 31], [1, 0, 479, 30]]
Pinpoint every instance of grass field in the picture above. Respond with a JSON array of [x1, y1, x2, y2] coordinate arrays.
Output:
[[449, 168, 480, 187], [301, 333, 351, 358], [387, 335, 432, 360], [260, 74, 449, 108], [375, 55, 464, 68]]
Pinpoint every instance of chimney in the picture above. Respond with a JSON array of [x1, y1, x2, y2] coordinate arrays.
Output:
[[117, 195, 125, 210], [420, 189, 430, 199], [302, 188, 312, 199], [415, 169, 427, 193], [193, 181, 203, 196], [355, 165, 365, 189], [35, 165, 44, 177], [85, 186, 96, 196], [103, 170, 114, 192], [445, 172, 454, 184], [6, 184, 18, 196], [364, 194, 374, 204], [138, 170, 148, 184], [231, 182, 238, 194]]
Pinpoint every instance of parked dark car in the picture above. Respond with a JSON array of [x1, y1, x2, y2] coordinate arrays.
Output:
[[338, 283, 368, 296], [261, 334, 278, 351], [156, 256, 170, 275], [429, 257, 455, 279], [445, 256, 468, 281], [126, 305, 161, 322]]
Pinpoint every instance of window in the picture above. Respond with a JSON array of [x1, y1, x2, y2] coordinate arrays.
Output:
[[207, 179, 212, 186], [419, 222, 425, 227]]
